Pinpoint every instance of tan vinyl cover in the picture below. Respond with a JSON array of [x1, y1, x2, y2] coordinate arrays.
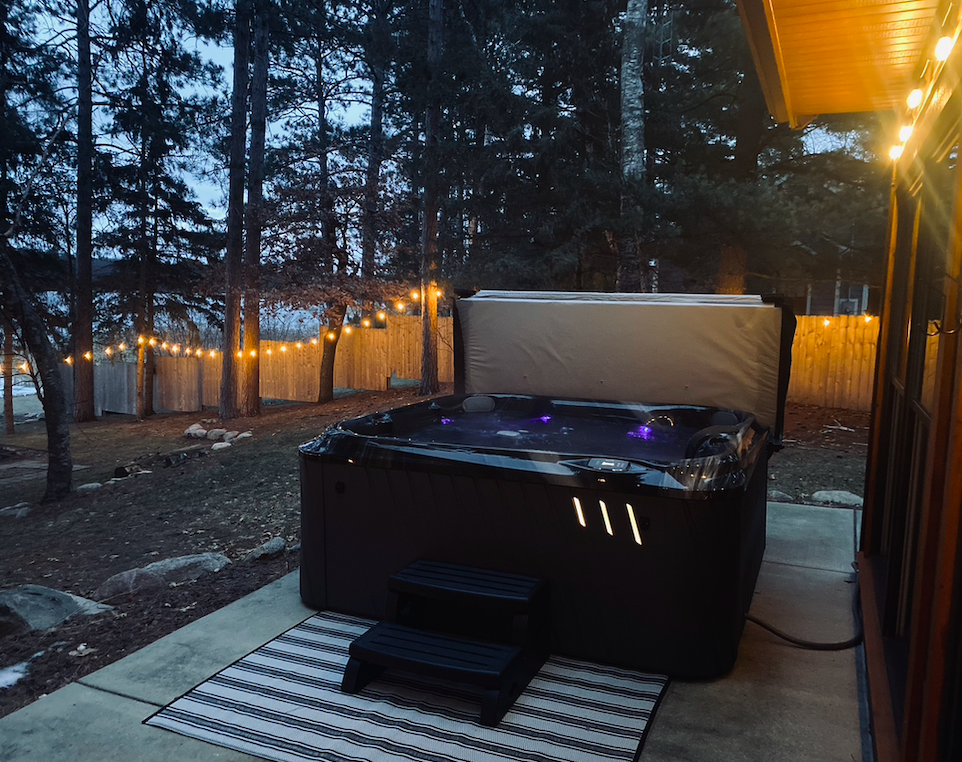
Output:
[[458, 291, 783, 430]]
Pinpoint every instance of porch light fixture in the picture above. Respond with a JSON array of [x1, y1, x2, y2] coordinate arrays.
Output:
[[899, 125, 914, 142], [890, 145, 904, 160], [907, 89, 924, 109], [936, 36, 954, 61]]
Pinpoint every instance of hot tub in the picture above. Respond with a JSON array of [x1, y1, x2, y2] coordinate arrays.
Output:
[[300, 393, 769, 678]]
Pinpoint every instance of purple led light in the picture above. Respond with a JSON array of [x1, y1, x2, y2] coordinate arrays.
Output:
[[539, 415, 552, 424], [628, 425, 654, 440], [441, 417, 452, 425]]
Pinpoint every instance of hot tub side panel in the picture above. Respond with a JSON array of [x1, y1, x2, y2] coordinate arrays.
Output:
[[300, 449, 767, 678]]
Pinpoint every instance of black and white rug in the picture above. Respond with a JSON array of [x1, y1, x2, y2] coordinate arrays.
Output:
[[146, 611, 668, 762]]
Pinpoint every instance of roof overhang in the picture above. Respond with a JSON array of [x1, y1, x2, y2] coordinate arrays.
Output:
[[736, 0, 941, 127]]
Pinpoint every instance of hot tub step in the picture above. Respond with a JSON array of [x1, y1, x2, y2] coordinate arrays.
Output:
[[387, 560, 549, 648], [341, 621, 541, 726]]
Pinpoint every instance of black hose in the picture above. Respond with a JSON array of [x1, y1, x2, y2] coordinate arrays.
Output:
[[745, 565, 864, 651]]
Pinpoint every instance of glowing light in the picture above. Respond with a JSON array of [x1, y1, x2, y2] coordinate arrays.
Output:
[[195, 350, 202, 357], [209, 350, 216, 358], [377, 311, 386, 321], [441, 417, 452, 424], [161, 342, 169, 350], [172, 344, 180, 353], [572, 497, 586, 528], [266, 348, 272, 355], [327, 332, 336, 341], [936, 36, 954, 61], [362, 318, 371, 328], [296, 342, 302, 349], [599, 500, 613, 536], [118, 343, 126, 351], [864, 314, 873, 323], [396, 302, 404, 311], [64, 357, 73, 365], [899, 125, 914, 142], [310, 338, 318, 345], [411, 290, 420, 300], [83, 351, 93, 361], [104, 347, 112, 356], [626, 504, 643, 545], [907, 89, 924, 109], [19, 363, 28, 372], [890, 145, 904, 160], [435, 289, 442, 298], [823, 318, 831, 327], [280, 345, 287, 352], [344, 326, 352, 334], [539, 415, 552, 423], [236, 350, 243, 358], [249, 349, 256, 357], [138, 336, 145, 345], [628, 424, 654, 440], [148, 338, 157, 347]]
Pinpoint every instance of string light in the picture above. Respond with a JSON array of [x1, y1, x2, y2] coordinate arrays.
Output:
[[295, 342, 302, 349], [823, 318, 831, 327], [195, 349, 202, 357], [899, 125, 913, 142], [890, 145, 904, 160], [377, 311, 386, 321], [310, 337, 318, 345], [148, 338, 157, 347], [171, 344, 179, 354], [209, 350, 216, 358], [64, 357, 73, 365], [250, 349, 257, 357], [138, 336, 145, 345], [280, 345, 287, 352], [118, 343, 126, 351], [907, 89, 923, 109], [19, 363, 28, 372], [104, 347, 112, 356], [864, 314, 873, 323], [327, 331, 336, 341], [411, 290, 419, 300], [161, 342, 169, 350], [83, 351, 93, 361], [362, 318, 371, 328], [936, 35, 954, 61], [396, 302, 404, 311], [344, 325, 352, 334], [266, 348, 272, 355]]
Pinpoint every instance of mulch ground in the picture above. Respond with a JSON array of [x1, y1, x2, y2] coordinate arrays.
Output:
[[0, 391, 868, 719]]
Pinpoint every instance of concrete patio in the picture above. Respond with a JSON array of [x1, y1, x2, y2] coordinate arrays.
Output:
[[0, 501, 866, 761]]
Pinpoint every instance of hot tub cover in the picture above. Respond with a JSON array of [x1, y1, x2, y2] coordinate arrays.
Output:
[[454, 291, 794, 437]]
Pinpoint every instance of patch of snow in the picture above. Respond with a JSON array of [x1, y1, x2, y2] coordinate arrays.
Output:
[[0, 651, 44, 690]]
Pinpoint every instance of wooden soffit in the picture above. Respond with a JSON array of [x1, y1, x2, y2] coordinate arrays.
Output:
[[736, 0, 941, 127]]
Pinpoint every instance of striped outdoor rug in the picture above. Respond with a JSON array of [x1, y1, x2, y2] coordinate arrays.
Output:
[[146, 611, 668, 762]]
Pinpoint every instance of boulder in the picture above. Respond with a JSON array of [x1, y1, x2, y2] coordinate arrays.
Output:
[[0, 503, 30, 519], [223, 431, 241, 443], [811, 489, 863, 507], [767, 490, 795, 502], [143, 552, 230, 583], [234, 431, 253, 440], [206, 428, 228, 441], [93, 568, 166, 602], [211, 441, 232, 451], [76, 482, 102, 492], [0, 585, 112, 634], [245, 537, 286, 561], [185, 423, 205, 437]]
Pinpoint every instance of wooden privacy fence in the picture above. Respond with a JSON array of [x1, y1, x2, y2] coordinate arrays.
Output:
[[91, 313, 880, 415], [787, 315, 879, 411]]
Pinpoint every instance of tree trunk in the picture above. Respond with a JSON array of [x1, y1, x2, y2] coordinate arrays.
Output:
[[617, 0, 648, 293], [318, 303, 346, 403], [0, 244, 73, 499], [3, 307, 13, 434], [74, 0, 94, 421], [221, 0, 251, 421], [716, 244, 747, 294], [242, 2, 268, 417], [420, 0, 442, 396], [362, 0, 388, 282]]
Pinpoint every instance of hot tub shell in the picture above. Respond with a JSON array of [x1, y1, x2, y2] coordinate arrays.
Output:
[[300, 293, 795, 678]]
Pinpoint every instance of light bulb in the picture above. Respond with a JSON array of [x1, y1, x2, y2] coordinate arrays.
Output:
[[890, 145, 904, 160], [907, 89, 923, 109], [936, 36, 954, 61], [899, 125, 913, 142]]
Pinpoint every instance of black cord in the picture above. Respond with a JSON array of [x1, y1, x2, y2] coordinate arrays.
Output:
[[745, 565, 864, 651]]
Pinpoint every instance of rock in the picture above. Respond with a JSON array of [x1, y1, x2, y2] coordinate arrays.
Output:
[[234, 431, 252, 440], [0, 503, 30, 519], [811, 489, 863, 507], [164, 452, 189, 468], [93, 568, 166, 602], [186, 427, 208, 439], [223, 431, 240, 443], [767, 490, 794, 502], [211, 441, 232, 451], [245, 537, 286, 561], [185, 423, 205, 436], [76, 482, 102, 492], [143, 553, 230, 583], [206, 428, 228, 441], [0, 585, 112, 634]]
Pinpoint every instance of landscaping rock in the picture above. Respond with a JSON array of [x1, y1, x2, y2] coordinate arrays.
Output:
[[76, 482, 103, 492], [0, 502, 30, 519], [223, 430, 240, 443], [245, 537, 286, 561], [143, 553, 230, 584], [0, 585, 112, 634], [93, 568, 166, 601], [206, 428, 228, 441], [234, 431, 252, 440], [185, 423, 206, 438], [811, 489, 863, 507], [211, 441, 232, 451], [767, 490, 795, 502]]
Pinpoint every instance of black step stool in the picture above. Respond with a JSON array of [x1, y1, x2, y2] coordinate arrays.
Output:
[[340, 560, 549, 727]]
